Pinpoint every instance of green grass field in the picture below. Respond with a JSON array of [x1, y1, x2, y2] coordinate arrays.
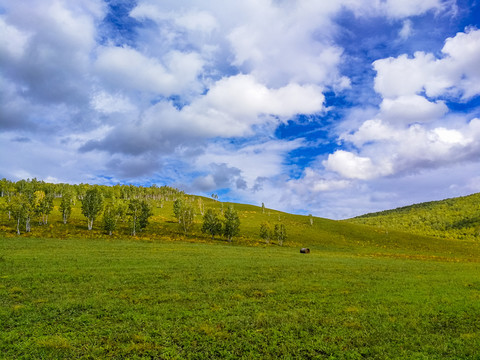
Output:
[[2, 237, 480, 359]]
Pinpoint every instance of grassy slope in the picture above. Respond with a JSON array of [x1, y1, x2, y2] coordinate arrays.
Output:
[[2, 194, 480, 358], [347, 192, 480, 241], [2, 194, 480, 260]]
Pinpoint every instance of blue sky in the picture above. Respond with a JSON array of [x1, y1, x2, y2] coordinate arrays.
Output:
[[1, 0, 480, 219]]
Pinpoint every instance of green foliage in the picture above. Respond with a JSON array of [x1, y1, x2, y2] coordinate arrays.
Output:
[[81, 188, 104, 230], [33, 190, 54, 225], [178, 203, 195, 235], [127, 199, 152, 236], [6, 193, 31, 235], [139, 200, 153, 231], [201, 209, 222, 239], [348, 192, 480, 241], [223, 205, 240, 242], [173, 198, 184, 223], [274, 223, 287, 246], [59, 191, 73, 224], [102, 202, 124, 236], [259, 222, 271, 243]]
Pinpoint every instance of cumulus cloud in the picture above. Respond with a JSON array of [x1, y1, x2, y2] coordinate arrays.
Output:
[[81, 74, 324, 155], [379, 95, 448, 125], [193, 139, 304, 190], [192, 163, 245, 192], [332, 117, 480, 180], [323, 150, 394, 180], [373, 28, 480, 99], [95, 46, 205, 96], [323, 28, 480, 184]]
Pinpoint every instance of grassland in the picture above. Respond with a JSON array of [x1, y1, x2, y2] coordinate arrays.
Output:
[[2, 188, 480, 358], [1, 237, 480, 359]]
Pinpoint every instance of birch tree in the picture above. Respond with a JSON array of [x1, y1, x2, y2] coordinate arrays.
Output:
[[202, 209, 222, 239], [223, 206, 240, 242], [81, 188, 104, 230]]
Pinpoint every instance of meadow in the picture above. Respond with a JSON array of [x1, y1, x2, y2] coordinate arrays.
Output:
[[2, 182, 480, 358], [1, 236, 480, 359]]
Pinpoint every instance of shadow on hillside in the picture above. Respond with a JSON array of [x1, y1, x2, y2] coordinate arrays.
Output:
[[447, 215, 480, 230]]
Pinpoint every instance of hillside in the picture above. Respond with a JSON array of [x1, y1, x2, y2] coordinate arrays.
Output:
[[347, 192, 480, 241], [1, 179, 480, 261]]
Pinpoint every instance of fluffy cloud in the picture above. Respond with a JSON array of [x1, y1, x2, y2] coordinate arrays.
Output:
[[95, 46, 204, 96], [331, 117, 480, 180], [183, 74, 325, 135], [192, 139, 304, 192], [324, 28, 480, 183], [373, 28, 480, 99], [379, 95, 448, 125], [82, 74, 325, 155], [323, 150, 394, 180]]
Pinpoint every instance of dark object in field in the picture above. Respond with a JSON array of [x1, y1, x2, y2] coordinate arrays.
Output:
[[300, 248, 310, 254]]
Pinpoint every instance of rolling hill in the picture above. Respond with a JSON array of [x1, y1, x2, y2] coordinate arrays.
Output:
[[347, 192, 480, 242], [1, 179, 480, 261]]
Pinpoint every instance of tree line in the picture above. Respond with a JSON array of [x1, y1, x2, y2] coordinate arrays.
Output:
[[0, 178, 249, 243], [0, 178, 180, 236]]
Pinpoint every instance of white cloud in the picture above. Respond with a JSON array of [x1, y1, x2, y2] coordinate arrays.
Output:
[[0, 17, 30, 59], [293, 168, 352, 192], [95, 46, 204, 95], [194, 139, 304, 190], [323, 150, 393, 180], [382, 0, 442, 18], [131, 3, 218, 33], [342, 118, 395, 147], [90, 91, 136, 114], [398, 19, 413, 40], [335, 117, 480, 180], [379, 95, 448, 125], [183, 74, 325, 136], [373, 28, 480, 99], [226, 1, 345, 87]]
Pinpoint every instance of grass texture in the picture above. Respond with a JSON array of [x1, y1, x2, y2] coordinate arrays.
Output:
[[1, 236, 480, 359]]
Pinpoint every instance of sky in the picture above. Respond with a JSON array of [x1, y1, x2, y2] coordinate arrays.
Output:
[[1, 0, 480, 219]]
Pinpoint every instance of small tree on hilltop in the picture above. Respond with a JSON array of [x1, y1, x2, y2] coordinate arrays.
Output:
[[202, 209, 223, 239], [223, 205, 240, 242]]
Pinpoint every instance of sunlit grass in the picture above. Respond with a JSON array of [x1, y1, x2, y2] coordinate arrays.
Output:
[[1, 237, 480, 359]]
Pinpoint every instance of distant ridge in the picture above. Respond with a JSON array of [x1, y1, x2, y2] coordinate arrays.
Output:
[[347, 192, 480, 241]]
